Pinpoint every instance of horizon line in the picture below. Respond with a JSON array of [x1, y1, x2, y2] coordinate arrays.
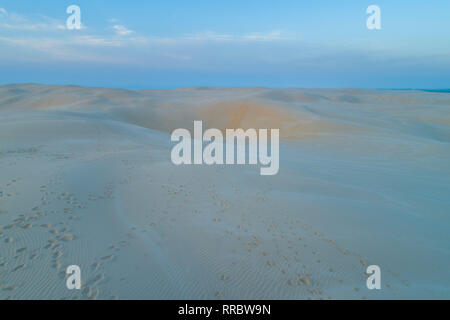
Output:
[[1, 82, 450, 93]]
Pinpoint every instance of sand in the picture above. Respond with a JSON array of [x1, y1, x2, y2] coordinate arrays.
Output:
[[0, 84, 449, 299]]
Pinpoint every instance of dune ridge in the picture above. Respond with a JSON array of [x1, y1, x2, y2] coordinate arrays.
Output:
[[0, 84, 449, 299], [2, 84, 450, 142]]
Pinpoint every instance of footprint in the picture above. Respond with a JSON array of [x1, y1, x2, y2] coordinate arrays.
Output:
[[30, 252, 39, 260], [100, 255, 115, 261], [3, 286, 18, 291], [83, 286, 99, 300], [52, 261, 62, 271], [44, 243, 56, 249], [90, 274, 105, 285], [15, 247, 27, 254], [90, 262, 101, 271], [60, 234, 75, 242], [299, 277, 311, 286], [12, 264, 26, 272]]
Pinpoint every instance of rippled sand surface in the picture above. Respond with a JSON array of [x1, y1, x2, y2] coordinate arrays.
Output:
[[0, 84, 449, 299]]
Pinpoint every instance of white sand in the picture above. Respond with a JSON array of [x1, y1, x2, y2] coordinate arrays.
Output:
[[0, 84, 449, 299]]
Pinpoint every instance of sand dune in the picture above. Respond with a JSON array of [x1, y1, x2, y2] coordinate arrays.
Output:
[[4, 84, 450, 141], [0, 84, 449, 299]]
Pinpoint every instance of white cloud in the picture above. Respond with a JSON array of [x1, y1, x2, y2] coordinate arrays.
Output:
[[0, 8, 294, 65], [0, 9, 65, 31], [0, 35, 130, 63], [184, 31, 290, 42], [72, 35, 126, 47], [113, 25, 134, 36], [0, 22, 66, 31], [0, 29, 294, 64]]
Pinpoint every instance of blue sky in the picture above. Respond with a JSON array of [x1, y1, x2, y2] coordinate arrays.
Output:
[[0, 0, 449, 89]]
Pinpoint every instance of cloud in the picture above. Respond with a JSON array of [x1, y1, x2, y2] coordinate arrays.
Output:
[[0, 28, 297, 65], [112, 25, 134, 36], [0, 8, 296, 65], [0, 35, 130, 63], [184, 31, 290, 42], [0, 22, 66, 31], [72, 35, 126, 47], [0, 9, 65, 31]]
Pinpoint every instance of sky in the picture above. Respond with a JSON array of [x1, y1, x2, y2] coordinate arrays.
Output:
[[0, 0, 449, 89]]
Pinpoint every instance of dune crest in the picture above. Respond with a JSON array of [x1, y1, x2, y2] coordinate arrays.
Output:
[[0, 84, 450, 299]]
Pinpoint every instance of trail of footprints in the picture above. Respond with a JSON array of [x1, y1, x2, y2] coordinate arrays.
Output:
[[0, 149, 142, 299], [153, 178, 409, 299], [1, 150, 409, 299], [0, 168, 123, 299], [0, 177, 76, 297]]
